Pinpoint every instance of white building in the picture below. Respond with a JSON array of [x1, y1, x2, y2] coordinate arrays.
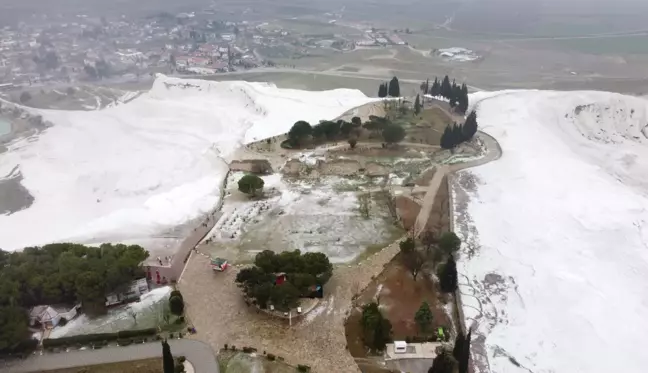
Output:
[[29, 305, 78, 328], [105, 278, 150, 307]]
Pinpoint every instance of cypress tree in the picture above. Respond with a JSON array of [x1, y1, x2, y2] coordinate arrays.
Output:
[[421, 79, 430, 94], [388, 76, 400, 97], [450, 83, 462, 108], [457, 83, 469, 114], [440, 125, 453, 149], [378, 83, 387, 98], [441, 75, 452, 99], [462, 111, 478, 141], [458, 329, 472, 373], [428, 349, 459, 373], [452, 123, 463, 146], [414, 94, 421, 115], [162, 340, 175, 373], [452, 331, 465, 363], [439, 254, 458, 293], [431, 78, 441, 97]]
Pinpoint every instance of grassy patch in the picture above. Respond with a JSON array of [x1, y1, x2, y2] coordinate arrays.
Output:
[[44, 358, 162, 373]]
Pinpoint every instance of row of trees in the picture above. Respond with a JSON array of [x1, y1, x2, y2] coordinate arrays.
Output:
[[440, 111, 478, 150], [287, 117, 363, 148], [378, 76, 401, 98], [287, 115, 406, 149], [0, 244, 149, 351], [235, 250, 333, 311], [422, 76, 470, 114]]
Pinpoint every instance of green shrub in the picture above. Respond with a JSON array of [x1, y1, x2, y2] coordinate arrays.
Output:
[[242, 346, 257, 353], [117, 328, 157, 339], [42, 332, 119, 348], [297, 365, 311, 372], [267, 353, 276, 361], [170, 290, 183, 299], [117, 339, 133, 346]]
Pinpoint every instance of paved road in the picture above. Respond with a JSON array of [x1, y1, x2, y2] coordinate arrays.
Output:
[[6, 340, 218, 373]]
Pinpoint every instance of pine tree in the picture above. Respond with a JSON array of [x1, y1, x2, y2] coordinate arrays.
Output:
[[439, 255, 458, 293], [162, 340, 175, 373], [462, 111, 478, 141], [441, 75, 452, 99], [388, 76, 400, 97], [440, 125, 453, 150], [415, 301, 434, 333], [414, 94, 421, 115]]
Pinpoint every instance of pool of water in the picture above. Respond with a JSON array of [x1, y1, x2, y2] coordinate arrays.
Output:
[[0, 118, 11, 136]]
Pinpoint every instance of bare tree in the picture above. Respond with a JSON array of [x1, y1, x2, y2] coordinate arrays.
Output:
[[402, 249, 425, 281]]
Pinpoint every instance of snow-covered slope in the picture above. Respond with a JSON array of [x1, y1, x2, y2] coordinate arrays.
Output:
[[454, 90, 648, 373], [0, 75, 375, 251]]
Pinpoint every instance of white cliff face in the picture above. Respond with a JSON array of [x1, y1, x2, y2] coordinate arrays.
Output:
[[0, 74, 376, 250], [455, 90, 648, 373]]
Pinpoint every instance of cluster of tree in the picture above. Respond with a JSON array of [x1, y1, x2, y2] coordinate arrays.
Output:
[[169, 290, 184, 316], [362, 115, 406, 145], [440, 112, 478, 150], [378, 76, 401, 98], [360, 302, 393, 352], [0, 244, 149, 351], [32, 51, 60, 70], [286, 117, 362, 148], [428, 330, 472, 373], [421, 76, 469, 114], [235, 250, 333, 312], [238, 174, 265, 197]]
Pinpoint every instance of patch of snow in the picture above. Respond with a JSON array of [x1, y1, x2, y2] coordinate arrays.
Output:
[[454, 90, 648, 373], [0, 74, 376, 251]]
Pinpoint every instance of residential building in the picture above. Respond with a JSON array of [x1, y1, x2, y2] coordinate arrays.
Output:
[[105, 278, 150, 307], [29, 304, 78, 328]]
